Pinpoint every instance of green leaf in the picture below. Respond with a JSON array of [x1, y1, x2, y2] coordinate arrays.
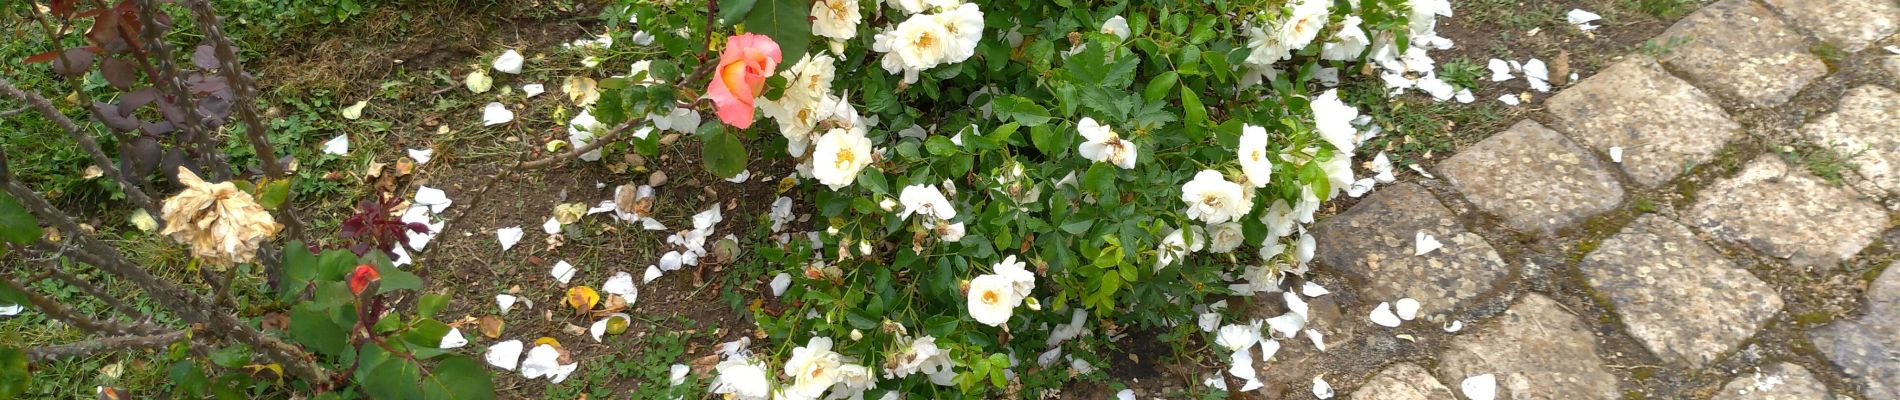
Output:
[[1182, 85, 1207, 140], [421, 356, 497, 400], [0, 347, 27, 398], [418, 293, 449, 319], [991, 96, 1052, 126], [0, 193, 42, 245], [924, 135, 959, 156], [282, 241, 317, 301], [403, 318, 454, 348], [1083, 163, 1117, 198], [377, 267, 423, 295], [858, 169, 889, 195], [1143, 71, 1178, 102], [364, 358, 423, 400], [317, 249, 357, 281], [742, 0, 812, 73], [717, 0, 758, 26], [257, 179, 292, 210], [289, 303, 348, 357], [702, 131, 748, 178], [1029, 125, 1067, 158]]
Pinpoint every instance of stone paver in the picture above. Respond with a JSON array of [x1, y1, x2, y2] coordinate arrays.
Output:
[[1884, 56, 1900, 80], [1309, 183, 1510, 318], [1434, 294, 1621, 400], [1438, 120, 1624, 236], [1761, 0, 1900, 52], [1350, 362, 1455, 400], [1800, 85, 1900, 196], [1546, 56, 1742, 188], [1712, 363, 1835, 400], [1687, 156, 1885, 267], [1811, 264, 1900, 399], [1580, 215, 1783, 367], [1657, 0, 1828, 107]]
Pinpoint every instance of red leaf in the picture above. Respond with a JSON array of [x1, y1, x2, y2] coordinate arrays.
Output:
[[23, 50, 61, 64], [51, 0, 77, 18]]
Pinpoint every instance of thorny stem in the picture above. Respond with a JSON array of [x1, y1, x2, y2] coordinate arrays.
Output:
[[23, 330, 187, 363], [0, 75, 166, 223], [42, 260, 149, 320], [181, 0, 307, 242], [0, 272, 166, 336], [124, 0, 235, 182]]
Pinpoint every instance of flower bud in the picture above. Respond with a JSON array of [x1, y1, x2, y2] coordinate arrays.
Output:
[[879, 198, 898, 212], [850, 329, 864, 341], [858, 240, 873, 256], [1025, 297, 1042, 311], [348, 264, 381, 295], [827, 225, 840, 236], [828, 40, 846, 56]]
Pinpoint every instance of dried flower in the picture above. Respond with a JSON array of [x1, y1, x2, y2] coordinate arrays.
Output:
[[159, 168, 281, 266]]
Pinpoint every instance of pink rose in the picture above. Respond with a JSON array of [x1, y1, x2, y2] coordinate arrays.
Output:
[[708, 33, 783, 129]]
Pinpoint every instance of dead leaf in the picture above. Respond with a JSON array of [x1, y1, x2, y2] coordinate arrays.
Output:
[[479, 315, 505, 338], [565, 286, 600, 311], [690, 354, 721, 377], [1551, 51, 1571, 86]]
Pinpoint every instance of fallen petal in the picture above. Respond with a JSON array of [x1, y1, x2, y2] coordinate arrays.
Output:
[[496, 226, 524, 251], [484, 340, 524, 370], [482, 102, 515, 126], [1395, 298, 1421, 320], [322, 135, 348, 155], [1370, 302, 1402, 328], [1462, 374, 1498, 400]]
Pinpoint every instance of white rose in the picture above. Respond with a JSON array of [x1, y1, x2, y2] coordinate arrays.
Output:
[[712, 356, 772, 399], [967, 274, 1019, 326], [1077, 117, 1137, 169], [1237, 124, 1273, 188], [898, 185, 957, 221], [1181, 170, 1251, 224], [811, 128, 873, 190], [1311, 89, 1360, 154], [784, 337, 844, 398], [1100, 15, 1131, 40], [1208, 222, 1245, 253], [811, 0, 863, 40]]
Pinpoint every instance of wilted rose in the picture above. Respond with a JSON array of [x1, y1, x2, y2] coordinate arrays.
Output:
[[159, 168, 282, 266]]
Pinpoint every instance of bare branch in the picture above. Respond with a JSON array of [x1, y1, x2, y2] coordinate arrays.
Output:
[[23, 330, 187, 363], [179, 0, 307, 243], [0, 272, 166, 337], [0, 76, 166, 225], [0, 106, 25, 117], [43, 260, 148, 320]]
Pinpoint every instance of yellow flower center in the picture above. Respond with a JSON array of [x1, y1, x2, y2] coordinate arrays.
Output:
[[834, 149, 855, 168], [980, 289, 1002, 305], [914, 32, 937, 49]]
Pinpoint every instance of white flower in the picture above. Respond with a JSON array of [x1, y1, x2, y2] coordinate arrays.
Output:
[[784, 54, 837, 103], [567, 109, 606, 161], [935, 221, 966, 242], [1181, 170, 1251, 224], [1258, 199, 1297, 241], [885, 0, 929, 14], [1245, 24, 1292, 65], [492, 49, 524, 74], [1237, 124, 1273, 187], [785, 337, 844, 398], [1312, 89, 1359, 154], [1101, 16, 1131, 40], [887, 336, 951, 379], [812, 128, 873, 190], [933, 3, 984, 63], [1319, 152, 1355, 200], [992, 255, 1035, 299], [1155, 226, 1207, 271], [1320, 15, 1368, 61], [1077, 117, 1137, 169], [1279, 0, 1330, 52], [967, 274, 1019, 326], [831, 364, 876, 399], [1215, 324, 1261, 352], [713, 355, 773, 400], [812, 0, 863, 40], [898, 185, 957, 221], [1208, 222, 1245, 253], [878, 16, 954, 72]]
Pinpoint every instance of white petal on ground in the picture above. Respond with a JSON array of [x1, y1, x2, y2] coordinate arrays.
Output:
[[542, 216, 561, 235], [1415, 231, 1443, 256], [391, 245, 413, 267], [493, 49, 525, 74], [1567, 9, 1602, 31], [484, 340, 524, 371], [550, 260, 577, 284], [523, 83, 545, 97], [725, 170, 751, 183], [482, 102, 515, 126], [602, 271, 636, 298], [1610, 146, 1624, 163], [1198, 312, 1221, 333], [342, 101, 367, 120], [1415, 77, 1456, 101], [0, 304, 21, 316], [1407, 164, 1437, 179], [1370, 302, 1402, 327], [669, 364, 690, 386], [1301, 282, 1331, 297], [1445, 320, 1464, 332], [644, 265, 663, 283], [658, 251, 683, 271], [1306, 329, 1327, 351], [1284, 292, 1310, 321], [497, 294, 518, 314], [1499, 94, 1522, 106], [1313, 375, 1335, 399], [1266, 313, 1305, 338], [1462, 374, 1498, 400], [1347, 178, 1377, 198], [1116, 389, 1136, 400], [414, 186, 453, 213], [322, 135, 348, 155], [1455, 88, 1475, 104], [496, 226, 524, 251], [440, 327, 468, 349], [1523, 58, 1551, 92], [1488, 58, 1514, 82], [520, 344, 578, 383], [1395, 298, 1421, 321], [771, 273, 793, 296], [407, 148, 433, 164], [1258, 338, 1280, 362]]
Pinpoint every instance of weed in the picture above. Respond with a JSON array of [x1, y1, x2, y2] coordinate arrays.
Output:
[[543, 317, 709, 399], [1635, 36, 1691, 58], [1778, 142, 1866, 186], [1438, 57, 1484, 90], [1343, 80, 1513, 165]]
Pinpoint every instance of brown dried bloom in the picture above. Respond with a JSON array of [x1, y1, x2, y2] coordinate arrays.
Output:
[[160, 168, 282, 266]]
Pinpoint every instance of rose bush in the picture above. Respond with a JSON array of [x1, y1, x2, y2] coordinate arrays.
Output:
[[581, 0, 1454, 397]]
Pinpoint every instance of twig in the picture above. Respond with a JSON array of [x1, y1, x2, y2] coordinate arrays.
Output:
[[0, 273, 165, 336], [123, 0, 234, 182], [23, 330, 187, 363], [0, 76, 166, 223], [0, 106, 24, 117], [42, 260, 149, 320]]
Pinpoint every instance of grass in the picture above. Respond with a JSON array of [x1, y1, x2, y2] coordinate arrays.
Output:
[[1620, 0, 1702, 19], [1778, 142, 1867, 186], [1342, 79, 1516, 166], [1462, 0, 1565, 32], [541, 316, 710, 399]]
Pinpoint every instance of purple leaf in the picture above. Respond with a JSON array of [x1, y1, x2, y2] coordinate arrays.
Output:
[[92, 101, 140, 131], [118, 87, 159, 116], [100, 57, 138, 90], [192, 44, 218, 70], [50, 48, 95, 78]]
